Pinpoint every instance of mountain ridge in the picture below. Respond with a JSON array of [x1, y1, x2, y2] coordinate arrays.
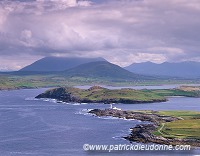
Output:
[[125, 61, 200, 78], [20, 56, 107, 72]]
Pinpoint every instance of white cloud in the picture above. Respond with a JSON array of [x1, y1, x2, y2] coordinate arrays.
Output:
[[110, 53, 167, 67], [77, 0, 92, 6], [0, 0, 200, 70], [0, 5, 11, 31]]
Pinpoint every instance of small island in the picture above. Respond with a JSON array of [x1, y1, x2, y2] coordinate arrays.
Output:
[[89, 109, 200, 147], [35, 86, 200, 104]]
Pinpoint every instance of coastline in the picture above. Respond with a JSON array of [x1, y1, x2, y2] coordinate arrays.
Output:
[[89, 109, 200, 147]]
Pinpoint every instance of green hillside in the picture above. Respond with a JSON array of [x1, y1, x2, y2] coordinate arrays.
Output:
[[64, 61, 154, 80]]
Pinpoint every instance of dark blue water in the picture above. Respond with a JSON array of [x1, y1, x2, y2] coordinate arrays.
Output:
[[0, 88, 199, 156]]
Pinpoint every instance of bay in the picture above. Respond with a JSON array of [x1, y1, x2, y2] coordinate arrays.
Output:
[[0, 88, 199, 156]]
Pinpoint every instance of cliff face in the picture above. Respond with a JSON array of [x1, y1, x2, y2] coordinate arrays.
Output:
[[35, 86, 167, 104], [36, 87, 81, 102]]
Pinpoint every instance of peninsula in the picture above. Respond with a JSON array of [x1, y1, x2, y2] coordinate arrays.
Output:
[[89, 109, 200, 147]]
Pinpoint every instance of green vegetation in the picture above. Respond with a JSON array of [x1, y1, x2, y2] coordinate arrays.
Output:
[[75, 87, 166, 102], [150, 88, 200, 97], [158, 111, 200, 119], [136, 86, 200, 100], [161, 119, 200, 139], [152, 111, 200, 139], [0, 74, 106, 90]]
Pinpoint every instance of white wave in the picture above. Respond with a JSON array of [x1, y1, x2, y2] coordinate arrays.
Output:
[[69, 102, 90, 106], [36, 98, 59, 103], [73, 103, 81, 105], [80, 103, 89, 105], [40, 98, 57, 102], [25, 97, 39, 101], [95, 115, 136, 121], [112, 136, 122, 140], [71, 102, 89, 105], [76, 109, 94, 116], [112, 135, 128, 140], [98, 116, 120, 120], [123, 118, 135, 121], [37, 98, 89, 106]]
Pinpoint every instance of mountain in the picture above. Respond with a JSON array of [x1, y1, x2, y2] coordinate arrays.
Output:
[[125, 61, 200, 78], [63, 61, 154, 80], [20, 57, 106, 72]]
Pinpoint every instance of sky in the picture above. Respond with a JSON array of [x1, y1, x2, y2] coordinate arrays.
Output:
[[0, 0, 200, 71]]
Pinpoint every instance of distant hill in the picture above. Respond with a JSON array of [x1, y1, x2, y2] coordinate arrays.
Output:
[[20, 57, 106, 72], [125, 61, 200, 78], [63, 61, 154, 80]]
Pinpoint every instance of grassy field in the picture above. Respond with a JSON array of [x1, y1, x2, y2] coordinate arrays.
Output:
[[150, 88, 200, 97], [0, 74, 104, 90], [74, 87, 166, 102], [153, 111, 200, 139]]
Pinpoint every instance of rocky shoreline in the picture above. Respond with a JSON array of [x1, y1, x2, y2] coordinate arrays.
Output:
[[89, 109, 200, 147]]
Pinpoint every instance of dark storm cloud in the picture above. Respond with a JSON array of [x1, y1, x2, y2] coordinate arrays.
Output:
[[0, 0, 200, 70]]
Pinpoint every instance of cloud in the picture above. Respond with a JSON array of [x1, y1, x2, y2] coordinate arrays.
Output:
[[0, 0, 200, 70]]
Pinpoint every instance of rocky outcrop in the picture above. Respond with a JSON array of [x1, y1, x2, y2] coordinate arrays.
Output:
[[89, 109, 177, 124], [35, 87, 80, 102]]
